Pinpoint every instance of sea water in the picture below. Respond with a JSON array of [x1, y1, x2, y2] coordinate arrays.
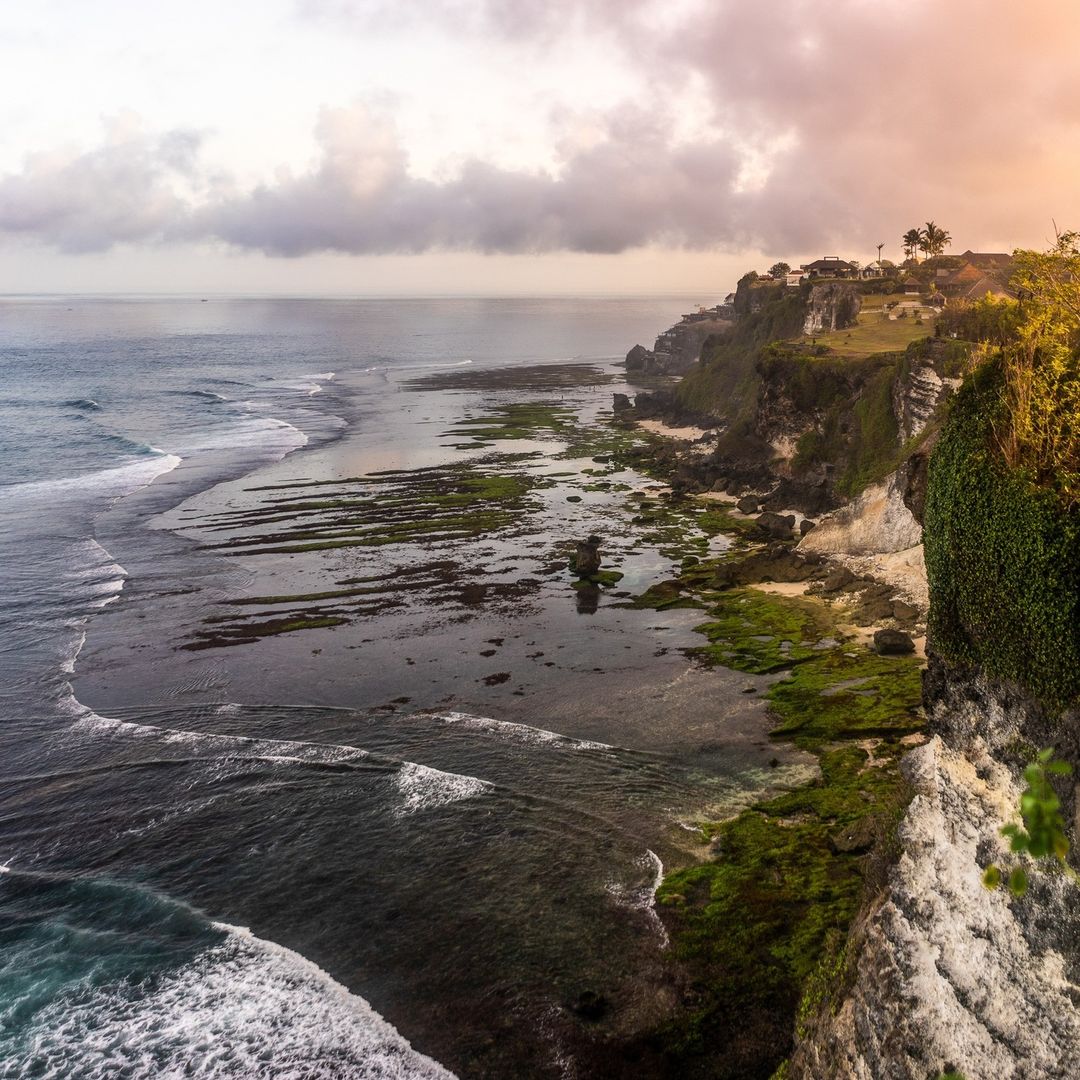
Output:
[[0, 296, 792, 1078]]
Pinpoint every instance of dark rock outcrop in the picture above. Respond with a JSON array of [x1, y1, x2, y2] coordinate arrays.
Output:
[[756, 512, 797, 540], [574, 536, 602, 576], [872, 628, 915, 655]]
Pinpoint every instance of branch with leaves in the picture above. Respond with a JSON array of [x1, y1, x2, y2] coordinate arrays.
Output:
[[983, 749, 1074, 898]]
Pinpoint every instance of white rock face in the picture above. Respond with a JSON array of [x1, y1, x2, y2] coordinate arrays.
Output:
[[799, 470, 922, 557], [893, 364, 962, 442], [792, 726, 1080, 1078]]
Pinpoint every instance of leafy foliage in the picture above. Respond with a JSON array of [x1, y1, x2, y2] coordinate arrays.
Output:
[[918, 220, 952, 258], [923, 361, 1080, 710], [983, 750, 1073, 898], [993, 233, 1080, 506]]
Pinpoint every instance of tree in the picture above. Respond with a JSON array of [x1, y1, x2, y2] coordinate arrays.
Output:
[[768, 262, 791, 280], [920, 220, 952, 258], [902, 228, 923, 262]]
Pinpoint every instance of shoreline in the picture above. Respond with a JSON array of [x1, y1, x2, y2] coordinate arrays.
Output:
[[53, 334, 928, 1079]]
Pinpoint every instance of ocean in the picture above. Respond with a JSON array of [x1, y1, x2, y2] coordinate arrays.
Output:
[[0, 296, 803, 1078]]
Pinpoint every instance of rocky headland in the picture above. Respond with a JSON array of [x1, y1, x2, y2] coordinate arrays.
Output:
[[613, 252, 1080, 1078]]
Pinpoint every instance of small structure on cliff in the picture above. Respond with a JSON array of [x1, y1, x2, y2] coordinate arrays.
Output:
[[800, 256, 858, 279]]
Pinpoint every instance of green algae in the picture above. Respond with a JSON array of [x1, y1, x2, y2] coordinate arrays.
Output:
[[690, 589, 835, 674], [446, 402, 577, 442], [207, 465, 544, 556], [629, 517, 925, 1075], [767, 649, 924, 747], [571, 569, 624, 589]]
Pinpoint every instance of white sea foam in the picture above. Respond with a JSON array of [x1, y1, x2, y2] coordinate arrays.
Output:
[[57, 539, 128, 677], [65, 703, 494, 816], [606, 850, 669, 949], [394, 762, 492, 816], [173, 414, 307, 457], [437, 711, 614, 752], [66, 707, 371, 766], [1, 452, 182, 503], [1, 920, 457, 1080]]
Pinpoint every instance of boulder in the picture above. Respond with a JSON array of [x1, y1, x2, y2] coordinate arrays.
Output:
[[800, 519, 817, 535], [612, 393, 632, 413], [574, 536, 602, 576], [891, 600, 920, 624], [873, 628, 916, 655], [756, 512, 797, 540], [737, 495, 760, 515], [821, 566, 856, 592], [625, 344, 650, 371]]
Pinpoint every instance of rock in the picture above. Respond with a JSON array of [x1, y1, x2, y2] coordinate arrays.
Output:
[[711, 480, 727, 493], [873, 628, 916, 655], [891, 599, 920, 623], [821, 566, 856, 593], [862, 597, 898, 623], [737, 495, 760, 515], [798, 470, 923, 557], [574, 536, 602, 576], [612, 392, 632, 413], [800, 519, 817, 535], [625, 344, 650, 371], [566, 494, 582, 503], [827, 817, 877, 855], [761, 476, 837, 516], [803, 281, 862, 335], [755, 511, 797, 540], [900, 426, 941, 525]]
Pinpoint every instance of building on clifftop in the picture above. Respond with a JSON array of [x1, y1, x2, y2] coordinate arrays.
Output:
[[800, 256, 858, 279]]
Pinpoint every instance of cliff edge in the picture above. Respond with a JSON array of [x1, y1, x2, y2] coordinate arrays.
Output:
[[790, 351, 1080, 1078]]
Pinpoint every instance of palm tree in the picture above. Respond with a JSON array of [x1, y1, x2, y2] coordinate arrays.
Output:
[[921, 221, 952, 258], [902, 228, 923, 262]]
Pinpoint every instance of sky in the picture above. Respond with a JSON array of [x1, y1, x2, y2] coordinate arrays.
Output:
[[2, 0, 1079, 295]]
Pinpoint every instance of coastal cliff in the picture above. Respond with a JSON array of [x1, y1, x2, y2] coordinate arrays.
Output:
[[789, 355, 1080, 1079], [624, 246, 1080, 1077]]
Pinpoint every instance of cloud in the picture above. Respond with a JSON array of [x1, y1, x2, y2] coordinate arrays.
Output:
[[7, 2, 1080, 258], [190, 101, 744, 256], [0, 116, 202, 253]]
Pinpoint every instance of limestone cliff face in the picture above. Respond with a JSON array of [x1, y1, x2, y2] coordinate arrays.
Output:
[[803, 282, 862, 335], [892, 360, 961, 442], [798, 470, 922, 557], [790, 664, 1080, 1080]]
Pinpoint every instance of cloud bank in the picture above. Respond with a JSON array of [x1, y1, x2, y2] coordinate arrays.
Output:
[[6, 0, 1080, 258]]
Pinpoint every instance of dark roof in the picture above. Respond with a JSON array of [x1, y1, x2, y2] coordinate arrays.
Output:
[[958, 250, 1014, 269], [801, 257, 857, 272], [962, 276, 1014, 300], [941, 263, 986, 286]]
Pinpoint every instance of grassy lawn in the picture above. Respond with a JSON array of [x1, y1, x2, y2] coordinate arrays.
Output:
[[805, 310, 932, 357]]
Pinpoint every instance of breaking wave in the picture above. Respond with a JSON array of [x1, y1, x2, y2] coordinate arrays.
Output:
[[0, 869, 456, 1080]]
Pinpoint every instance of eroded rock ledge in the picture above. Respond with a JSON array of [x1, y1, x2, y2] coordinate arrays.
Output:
[[790, 665, 1080, 1079]]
